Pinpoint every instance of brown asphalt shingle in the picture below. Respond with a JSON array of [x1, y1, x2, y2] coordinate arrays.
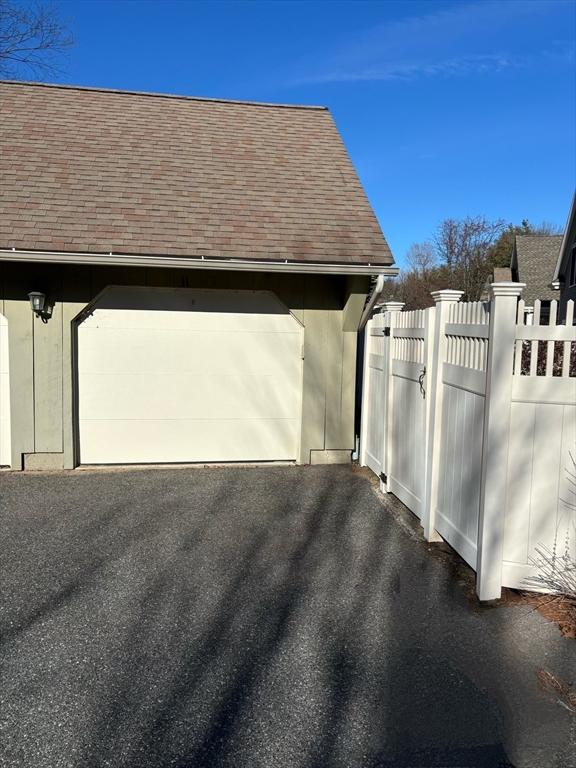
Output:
[[513, 235, 562, 304], [0, 81, 393, 265]]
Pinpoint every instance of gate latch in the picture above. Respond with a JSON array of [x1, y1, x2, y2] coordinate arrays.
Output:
[[418, 366, 426, 398]]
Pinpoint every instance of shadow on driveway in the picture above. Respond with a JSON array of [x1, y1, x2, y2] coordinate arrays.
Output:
[[0, 465, 572, 767]]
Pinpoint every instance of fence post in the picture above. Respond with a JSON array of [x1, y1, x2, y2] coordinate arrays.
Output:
[[378, 301, 404, 492], [359, 317, 374, 468], [476, 281, 525, 601], [422, 290, 464, 541]]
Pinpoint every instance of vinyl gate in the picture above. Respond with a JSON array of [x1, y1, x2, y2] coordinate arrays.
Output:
[[434, 299, 490, 569], [388, 310, 430, 519], [361, 285, 576, 600], [360, 311, 390, 478]]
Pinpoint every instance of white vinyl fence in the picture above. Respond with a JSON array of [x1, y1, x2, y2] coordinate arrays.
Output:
[[361, 283, 576, 600]]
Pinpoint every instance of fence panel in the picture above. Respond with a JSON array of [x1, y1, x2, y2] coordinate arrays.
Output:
[[388, 309, 428, 519], [361, 312, 389, 477], [501, 298, 576, 589], [436, 301, 489, 568], [361, 288, 576, 599]]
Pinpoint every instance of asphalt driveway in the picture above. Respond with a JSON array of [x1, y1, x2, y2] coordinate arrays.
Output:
[[0, 465, 574, 768]]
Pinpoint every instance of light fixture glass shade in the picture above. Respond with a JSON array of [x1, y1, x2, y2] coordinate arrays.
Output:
[[28, 292, 46, 313]]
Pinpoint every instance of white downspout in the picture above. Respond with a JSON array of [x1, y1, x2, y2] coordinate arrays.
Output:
[[358, 274, 385, 330]]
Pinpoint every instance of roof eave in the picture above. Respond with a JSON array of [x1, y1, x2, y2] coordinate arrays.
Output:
[[0, 247, 398, 277]]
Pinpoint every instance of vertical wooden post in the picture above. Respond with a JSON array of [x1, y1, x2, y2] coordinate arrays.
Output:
[[378, 301, 404, 492], [476, 281, 525, 601], [422, 290, 464, 540]]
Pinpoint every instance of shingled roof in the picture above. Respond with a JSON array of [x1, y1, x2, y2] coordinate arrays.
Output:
[[0, 81, 393, 266], [511, 235, 563, 304]]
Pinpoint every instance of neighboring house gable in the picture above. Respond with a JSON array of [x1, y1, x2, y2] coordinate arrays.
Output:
[[511, 234, 562, 306], [552, 193, 576, 321]]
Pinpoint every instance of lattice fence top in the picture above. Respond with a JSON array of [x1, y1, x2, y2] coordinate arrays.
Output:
[[516, 298, 574, 326], [447, 300, 489, 325], [443, 300, 490, 372], [395, 308, 426, 329], [515, 298, 575, 378]]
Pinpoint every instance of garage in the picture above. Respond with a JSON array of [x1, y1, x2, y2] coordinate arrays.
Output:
[[1, 82, 397, 471], [76, 287, 304, 465]]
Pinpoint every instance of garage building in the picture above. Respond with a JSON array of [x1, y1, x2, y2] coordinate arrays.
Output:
[[0, 81, 395, 469]]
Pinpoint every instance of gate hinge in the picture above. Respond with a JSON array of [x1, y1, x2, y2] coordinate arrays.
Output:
[[383, 327, 390, 337], [380, 472, 387, 484]]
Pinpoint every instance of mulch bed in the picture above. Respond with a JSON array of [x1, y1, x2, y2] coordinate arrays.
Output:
[[499, 589, 576, 639], [537, 669, 576, 713]]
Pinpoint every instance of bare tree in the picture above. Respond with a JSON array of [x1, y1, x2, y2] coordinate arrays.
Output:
[[405, 241, 436, 276], [0, 0, 72, 78], [434, 216, 505, 301], [385, 214, 563, 310], [381, 264, 455, 310]]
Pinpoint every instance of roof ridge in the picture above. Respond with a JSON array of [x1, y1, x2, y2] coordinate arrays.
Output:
[[0, 79, 328, 111], [516, 233, 562, 238]]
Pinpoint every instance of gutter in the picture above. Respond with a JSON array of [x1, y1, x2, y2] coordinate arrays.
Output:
[[0, 248, 399, 278], [358, 274, 386, 330]]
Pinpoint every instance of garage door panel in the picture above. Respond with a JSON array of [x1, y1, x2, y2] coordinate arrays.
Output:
[[77, 288, 302, 464], [78, 327, 301, 376], [79, 373, 301, 421], [83, 304, 298, 333], [88, 289, 293, 324], [80, 418, 299, 464]]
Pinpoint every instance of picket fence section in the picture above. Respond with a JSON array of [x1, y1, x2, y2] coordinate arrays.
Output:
[[435, 298, 489, 572], [502, 297, 576, 591], [389, 309, 430, 520], [361, 284, 576, 600]]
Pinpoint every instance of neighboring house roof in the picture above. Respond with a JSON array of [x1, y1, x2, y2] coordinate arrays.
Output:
[[553, 192, 576, 285], [0, 81, 394, 266], [511, 234, 563, 304]]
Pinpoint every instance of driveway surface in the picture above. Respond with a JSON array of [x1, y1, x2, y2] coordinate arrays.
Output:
[[0, 465, 574, 768]]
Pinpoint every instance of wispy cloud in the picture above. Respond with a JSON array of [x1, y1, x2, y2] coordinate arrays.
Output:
[[302, 53, 517, 85], [291, 0, 574, 86]]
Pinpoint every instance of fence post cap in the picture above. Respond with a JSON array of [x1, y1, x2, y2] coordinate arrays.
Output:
[[430, 289, 464, 303], [377, 300, 405, 312], [490, 282, 525, 298]]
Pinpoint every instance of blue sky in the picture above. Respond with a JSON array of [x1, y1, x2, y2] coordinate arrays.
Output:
[[49, 0, 576, 266]]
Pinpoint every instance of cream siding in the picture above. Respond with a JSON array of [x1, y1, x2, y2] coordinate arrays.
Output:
[[0, 262, 369, 469]]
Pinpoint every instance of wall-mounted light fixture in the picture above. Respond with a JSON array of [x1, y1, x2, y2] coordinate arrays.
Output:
[[28, 291, 51, 322]]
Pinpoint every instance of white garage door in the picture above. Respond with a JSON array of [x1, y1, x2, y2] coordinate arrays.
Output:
[[77, 287, 303, 464]]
